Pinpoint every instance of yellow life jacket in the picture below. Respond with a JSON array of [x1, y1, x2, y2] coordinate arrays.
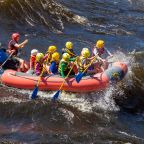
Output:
[[62, 48, 75, 57], [44, 52, 52, 64], [78, 56, 89, 72]]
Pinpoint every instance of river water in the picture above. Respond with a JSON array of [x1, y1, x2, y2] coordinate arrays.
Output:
[[0, 0, 144, 143]]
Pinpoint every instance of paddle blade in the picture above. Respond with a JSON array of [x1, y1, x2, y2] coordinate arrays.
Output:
[[75, 72, 84, 83], [52, 90, 61, 101], [31, 86, 39, 99]]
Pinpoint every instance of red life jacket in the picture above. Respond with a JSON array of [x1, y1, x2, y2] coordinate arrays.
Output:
[[30, 55, 36, 69], [8, 40, 18, 56]]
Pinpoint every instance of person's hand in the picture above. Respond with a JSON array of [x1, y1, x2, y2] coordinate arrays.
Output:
[[110, 55, 113, 58], [11, 50, 16, 54], [64, 77, 69, 82], [102, 59, 106, 63], [25, 39, 28, 43]]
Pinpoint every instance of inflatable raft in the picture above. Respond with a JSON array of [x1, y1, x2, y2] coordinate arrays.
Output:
[[0, 62, 127, 92]]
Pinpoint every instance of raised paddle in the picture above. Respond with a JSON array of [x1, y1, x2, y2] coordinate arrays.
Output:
[[52, 57, 78, 101], [75, 55, 97, 83]]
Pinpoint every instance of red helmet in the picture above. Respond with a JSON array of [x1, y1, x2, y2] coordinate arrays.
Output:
[[12, 33, 20, 41]]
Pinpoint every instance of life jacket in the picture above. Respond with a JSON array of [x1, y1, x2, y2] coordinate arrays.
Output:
[[0, 49, 8, 64], [62, 48, 75, 57], [58, 59, 69, 73], [78, 56, 89, 72], [30, 55, 36, 69], [93, 47, 105, 57], [35, 62, 43, 74], [45, 52, 52, 64], [8, 40, 18, 56]]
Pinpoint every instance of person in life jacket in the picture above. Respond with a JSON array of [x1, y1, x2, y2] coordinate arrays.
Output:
[[35, 53, 48, 76], [92, 40, 113, 70], [62, 41, 78, 73], [49, 52, 60, 74], [62, 41, 76, 58], [26, 49, 38, 74], [77, 48, 92, 73], [58, 53, 75, 78], [45, 45, 57, 65], [7, 33, 29, 72]]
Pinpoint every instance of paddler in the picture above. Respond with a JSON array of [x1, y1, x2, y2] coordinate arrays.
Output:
[[7, 33, 29, 72], [49, 52, 60, 74], [62, 41, 76, 58], [77, 48, 96, 74], [92, 40, 113, 70], [58, 53, 75, 78], [35, 53, 48, 76], [62, 41, 78, 73], [45, 45, 57, 65], [27, 49, 39, 74]]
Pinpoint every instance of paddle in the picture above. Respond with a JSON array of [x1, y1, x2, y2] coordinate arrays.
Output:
[[75, 55, 97, 83], [0, 51, 14, 70], [52, 57, 77, 101], [31, 67, 45, 99], [31, 54, 50, 99]]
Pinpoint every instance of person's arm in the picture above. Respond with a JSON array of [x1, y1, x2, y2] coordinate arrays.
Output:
[[93, 47, 98, 56], [30, 56, 35, 69], [70, 57, 76, 62], [43, 53, 49, 62], [14, 39, 28, 49]]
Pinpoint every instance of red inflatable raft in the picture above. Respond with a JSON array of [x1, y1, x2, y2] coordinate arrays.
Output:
[[1, 62, 127, 92]]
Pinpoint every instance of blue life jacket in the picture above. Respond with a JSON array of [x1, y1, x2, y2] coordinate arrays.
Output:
[[0, 49, 8, 64]]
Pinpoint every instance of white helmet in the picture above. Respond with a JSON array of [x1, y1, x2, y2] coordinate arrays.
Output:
[[82, 48, 89, 51], [31, 49, 38, 55]]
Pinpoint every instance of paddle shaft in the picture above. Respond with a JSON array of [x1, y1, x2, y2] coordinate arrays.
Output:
[[0, 52, 14, 70]]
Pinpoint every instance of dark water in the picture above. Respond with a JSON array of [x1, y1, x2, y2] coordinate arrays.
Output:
[[0, 0, 144, 143]]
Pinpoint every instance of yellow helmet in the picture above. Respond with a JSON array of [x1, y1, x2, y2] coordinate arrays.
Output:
[[65, 41, 73, 49], [81, 49, 90, 58], [96, 40, 104, 49], [62, 53, 70, 61], [48, 45, 57, 53], [52, 52, 60, 61], [36, 53, 44, 62]]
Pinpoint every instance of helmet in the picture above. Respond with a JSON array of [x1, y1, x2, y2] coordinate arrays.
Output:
[[12, 33, 20, 41], [65, 41, 73, 49], [96, 40, 104, 49], [52, 52, 60, 61], [48, 45, 57, 53], [31, 49, 38, 55], [36, 53, 44, 62], [82, 47, 89, 52], [81, 49, 90, 58], [62, 53, 70, 61]]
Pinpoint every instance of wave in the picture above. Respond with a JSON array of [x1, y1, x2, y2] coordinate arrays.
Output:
[[0, 0, 88, 33], [0, 0, 135, 35]]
